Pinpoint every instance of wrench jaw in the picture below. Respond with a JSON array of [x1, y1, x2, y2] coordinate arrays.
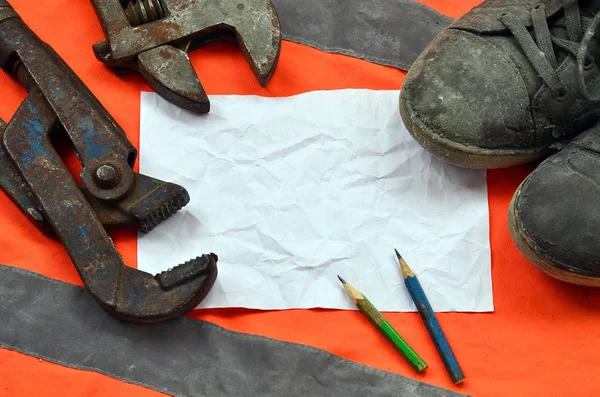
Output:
[[0, 155, 192, 234], [103, 253, 218, 324], [137, 45, 210, 114], [83, 172, 191, 233], [234, 28, 281, 88], [231, 0, 282, 88]]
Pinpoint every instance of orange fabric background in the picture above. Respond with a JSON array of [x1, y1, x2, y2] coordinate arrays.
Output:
[[0, 1, 599, 396]]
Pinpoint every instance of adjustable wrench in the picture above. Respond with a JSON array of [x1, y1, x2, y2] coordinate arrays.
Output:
[[90, 0, 282, 113]]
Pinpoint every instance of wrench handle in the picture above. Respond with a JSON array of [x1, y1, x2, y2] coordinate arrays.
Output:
[[0, 4, 136, 202]]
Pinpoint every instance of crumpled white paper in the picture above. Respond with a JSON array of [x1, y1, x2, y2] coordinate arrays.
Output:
[[138, 89, 492, 312]]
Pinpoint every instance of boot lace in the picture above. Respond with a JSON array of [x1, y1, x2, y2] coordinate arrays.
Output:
[[499, 0, 600, 101]]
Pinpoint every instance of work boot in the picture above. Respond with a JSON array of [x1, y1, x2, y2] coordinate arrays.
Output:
[[400, 0, 600, 169], [508, 121, 600, 286]]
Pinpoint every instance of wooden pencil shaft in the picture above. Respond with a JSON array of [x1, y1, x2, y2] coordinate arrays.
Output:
[[355, 297, 428, 373], [405, 275, 464, 384]]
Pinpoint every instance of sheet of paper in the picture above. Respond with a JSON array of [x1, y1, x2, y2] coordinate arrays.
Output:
[[138, 89, 492, 312]]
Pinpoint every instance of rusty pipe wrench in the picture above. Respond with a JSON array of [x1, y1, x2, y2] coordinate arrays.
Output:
[[0, 1, 217, 323], [90, 0, 282, 113]]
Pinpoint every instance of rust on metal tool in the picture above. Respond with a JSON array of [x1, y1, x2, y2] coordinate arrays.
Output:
[[0, 1, 218, 323], [90, 0, 282, 113]]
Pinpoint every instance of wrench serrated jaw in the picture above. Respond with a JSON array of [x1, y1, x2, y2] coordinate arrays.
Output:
[[137, 187, 189, 233], [127, 176, 191, 233], [138, 45, 210, 114], [156, 253, 218, 290], [111, 253, 218, 323]]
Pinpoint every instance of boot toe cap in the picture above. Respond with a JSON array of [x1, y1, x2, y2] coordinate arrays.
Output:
[[511, 147, 600, 281], [400, 29, 536, 165]]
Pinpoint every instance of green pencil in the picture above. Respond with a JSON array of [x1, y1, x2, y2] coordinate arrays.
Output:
[[338, 275, 428, 373]]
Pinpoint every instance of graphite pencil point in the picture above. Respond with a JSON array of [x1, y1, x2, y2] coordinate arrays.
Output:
[[394, 249, 402, 260], [337, 275, 346, 284]]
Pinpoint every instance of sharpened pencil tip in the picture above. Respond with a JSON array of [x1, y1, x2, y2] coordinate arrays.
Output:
[[337, 275, 346, 284], [394, 249, 402, 260], [396, 251, 415, 278]]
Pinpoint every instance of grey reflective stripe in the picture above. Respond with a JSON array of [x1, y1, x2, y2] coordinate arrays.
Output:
[[273, 0, 454, 70], [0, 264, 471, 397]]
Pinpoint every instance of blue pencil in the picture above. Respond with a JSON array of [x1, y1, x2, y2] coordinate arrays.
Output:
[[395, 249, 465, 384]]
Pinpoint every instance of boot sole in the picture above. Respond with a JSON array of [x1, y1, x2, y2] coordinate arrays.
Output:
[[399, 92, 550, 169], [508, 184, 600, 287]]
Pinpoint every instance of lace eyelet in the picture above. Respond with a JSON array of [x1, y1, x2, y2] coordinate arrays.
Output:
[[555, 88, 568, 101], [533, 3, 543, 10], [584, 55, 595, 71], [499, 12, 510, 18]]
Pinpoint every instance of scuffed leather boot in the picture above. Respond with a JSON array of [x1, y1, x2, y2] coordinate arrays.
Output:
[[400, 0, 600, 169], [509, 121, 600, 286]]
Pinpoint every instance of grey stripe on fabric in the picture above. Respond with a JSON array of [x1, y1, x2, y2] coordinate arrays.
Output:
[[0, 264, 471, 397], [273, 0, 454, 70]]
